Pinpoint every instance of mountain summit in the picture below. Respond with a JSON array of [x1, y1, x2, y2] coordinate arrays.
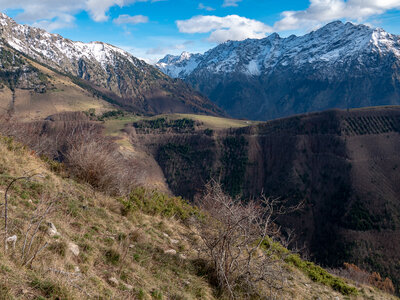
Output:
[[0, 13, 223, 116], [157, 21, 400, 120]]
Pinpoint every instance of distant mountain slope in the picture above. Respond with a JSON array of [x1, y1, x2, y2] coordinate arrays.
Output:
[[128, 106, 400, 294], [157, 21, 400, 120], [0, 41, 115, 120], [0, 13, 224, 117]]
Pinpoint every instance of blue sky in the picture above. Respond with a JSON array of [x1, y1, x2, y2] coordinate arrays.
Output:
[[2, 0, 400, 63]]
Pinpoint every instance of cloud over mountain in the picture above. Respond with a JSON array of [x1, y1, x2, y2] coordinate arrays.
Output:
[[176, 15, 272, 43], [274, 0, 400, 31]]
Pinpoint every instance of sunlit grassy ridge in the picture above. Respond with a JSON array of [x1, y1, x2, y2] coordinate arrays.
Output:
[[102, 112, 260, 137]]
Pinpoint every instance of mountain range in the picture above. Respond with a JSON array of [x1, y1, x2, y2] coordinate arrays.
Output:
[[157, 21, 400, 120], [0, 12, 223, 118]]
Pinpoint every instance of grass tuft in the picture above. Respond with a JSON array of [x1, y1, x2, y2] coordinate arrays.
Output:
[[120, 187, 201, 220]]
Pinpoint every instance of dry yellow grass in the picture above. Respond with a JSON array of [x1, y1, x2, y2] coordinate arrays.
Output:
[[4, 57, 114, 122], [151, 113, 260, 130]]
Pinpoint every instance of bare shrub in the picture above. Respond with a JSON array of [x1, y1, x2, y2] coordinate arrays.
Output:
[[194, 180, 300, 299], [0, 113, 139, 195]]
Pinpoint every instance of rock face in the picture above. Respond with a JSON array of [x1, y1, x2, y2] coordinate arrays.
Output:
[[0, 45, 48, 92], [0, 13, 224, 116], [157, 21, 400, 120]]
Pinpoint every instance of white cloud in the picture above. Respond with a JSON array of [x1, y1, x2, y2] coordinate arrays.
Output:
[[85, 0, 149, 22], [222, 0, 242, 7], [274, 0, 400, 31], [198, 3, 215, 11], [176, 15, 273, 43], [31, 14, 77, 31], [0, 0, 154, 30], [114, 14, 148, 25]]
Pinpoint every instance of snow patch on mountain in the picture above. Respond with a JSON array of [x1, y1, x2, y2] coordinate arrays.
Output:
[[156, 52, 202, 78], [156, 21, 400, 79], [0, 13, 139, 71]]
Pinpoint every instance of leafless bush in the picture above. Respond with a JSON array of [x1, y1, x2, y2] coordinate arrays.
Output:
[[0, 113, 139, 195], [65, 134, 137, 195], [194, 180, 300, 299]]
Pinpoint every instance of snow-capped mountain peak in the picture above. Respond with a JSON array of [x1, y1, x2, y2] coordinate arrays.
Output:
[[156, 51, 203, 78], [0, 13, 140, 72], [156, 21, 400, 80], [155, 21, 400, 121]]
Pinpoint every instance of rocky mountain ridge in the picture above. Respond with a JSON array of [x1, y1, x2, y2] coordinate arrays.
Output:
[[0, 13, 223, 116], [157, 21, 400, 120]]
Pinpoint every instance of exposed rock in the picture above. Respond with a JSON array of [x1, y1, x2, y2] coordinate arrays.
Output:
[[68, 242, 80, 256], [5, 235, 17, 250], [164, 249, 177, 255], [47, 222, 59, 237], [124, 284, 134, 291], [170, 238, 179, 244], [108, 277, 119, 286], [157, 21, 400, 120], [0, 13, 223, 117]]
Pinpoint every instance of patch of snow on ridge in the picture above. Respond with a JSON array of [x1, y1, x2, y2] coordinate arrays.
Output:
[[0, 13, 137, 71], [246, 60, 260, 76], [156, 52, 202, 78], [156, 21, 400, 78]]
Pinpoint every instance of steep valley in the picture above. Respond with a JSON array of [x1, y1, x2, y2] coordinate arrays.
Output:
[[128, 107, 400, 293]]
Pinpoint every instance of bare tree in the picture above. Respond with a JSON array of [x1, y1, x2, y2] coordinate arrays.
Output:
[[194, 180, 301, 299]]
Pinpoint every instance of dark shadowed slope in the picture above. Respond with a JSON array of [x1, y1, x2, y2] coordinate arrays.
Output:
[[129, 106, 400, 293]]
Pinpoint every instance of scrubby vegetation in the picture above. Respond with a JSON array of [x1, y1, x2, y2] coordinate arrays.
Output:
[[221, 136, 248, 197], [286, 254, 358, 296], [0, 115, 398, 299], [120, 187, 200, 220], [133, 117, 196, 133], [333, 263, 396, 294]]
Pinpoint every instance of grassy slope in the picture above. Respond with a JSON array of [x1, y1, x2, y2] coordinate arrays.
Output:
[[0, 54, 114, 121], [103, 113, 260, 137], [0, 137, 397, 300]]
